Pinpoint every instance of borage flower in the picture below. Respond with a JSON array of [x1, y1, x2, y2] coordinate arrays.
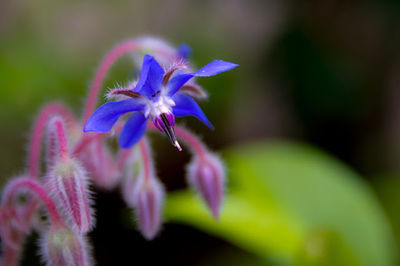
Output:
[[83, 54, 238, 150]]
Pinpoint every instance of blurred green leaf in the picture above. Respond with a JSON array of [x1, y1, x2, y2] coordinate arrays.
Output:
[[373, 175, 400, 256], [165, 141, 396, 266]]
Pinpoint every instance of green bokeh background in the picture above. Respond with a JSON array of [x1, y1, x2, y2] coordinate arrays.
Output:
[[1, 0, 400, 265]]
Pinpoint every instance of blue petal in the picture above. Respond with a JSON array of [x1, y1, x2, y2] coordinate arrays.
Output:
[[194, 60, 238, 77], [172, 93, 214, 129], [119, 113, 148, 148], [83, 99, 144, 133], [134, 54, 165, 98], [177, 44, 192, 59], [166, 73, 194, 96]]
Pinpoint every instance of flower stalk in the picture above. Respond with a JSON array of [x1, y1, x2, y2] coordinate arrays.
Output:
[[138, 139, 153, 183], [2, 178, 64, 227], [29, 103, 76, 179], [83, 40, 139, 123]]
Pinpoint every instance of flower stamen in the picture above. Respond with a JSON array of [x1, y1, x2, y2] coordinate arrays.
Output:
[[153, 113, 182, 151]]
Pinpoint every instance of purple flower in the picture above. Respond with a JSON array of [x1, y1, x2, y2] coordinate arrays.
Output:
[[187, 152, 225, 219], [83, 54, 238, 149], [133, 175, 164, 240]]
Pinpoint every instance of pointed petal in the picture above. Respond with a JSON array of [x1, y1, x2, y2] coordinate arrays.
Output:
[[194, 60, 238, 77], [166, 73, 194, 96], [134, 54, 165, 98], [172, 94, 214, 129], [84, 99, 144, 133], [119, 113, 148, 148]]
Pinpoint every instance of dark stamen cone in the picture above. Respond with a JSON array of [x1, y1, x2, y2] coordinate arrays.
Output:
[[153, 113, 182, 151]]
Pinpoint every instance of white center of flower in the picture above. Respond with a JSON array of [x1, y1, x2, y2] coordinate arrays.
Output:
[[144, 94, 175, 119]]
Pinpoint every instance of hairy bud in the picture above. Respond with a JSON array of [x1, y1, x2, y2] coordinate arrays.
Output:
[[78, 139, 120, 190], [133, 176, 164, 240], [46, 158, 94, 233], [121, 147, 142, 206], [40, 226, 91, 266], [187, 153, 225, 219]]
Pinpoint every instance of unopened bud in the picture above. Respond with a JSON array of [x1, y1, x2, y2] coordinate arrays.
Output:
[[187, 153, 225, 219], [40, 226, 91, 266], [121, 147, 142, 206], [46, 158, 94, 233], [78, 140, 120, 190], [133, 176, 164, 240]]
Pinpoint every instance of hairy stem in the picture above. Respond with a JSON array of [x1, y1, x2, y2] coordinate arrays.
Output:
[[28, 103, 76, 179], [138, 139, 153, 183], [72, 133, 102, 155], [3, 178, 64, 226], [82, 40, 139, 123], [2, 244, 22, 266], [49, 118, 69, 161], [117, 149, 133, 169]]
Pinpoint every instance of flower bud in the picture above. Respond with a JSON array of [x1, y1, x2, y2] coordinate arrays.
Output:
[[133, 176, 164, 240], [121, 147, 142, 206], [187, 153, 225, 219], [46, 158, 94, 233], [78, 139, 120, 190], [40, 226, 91, 266]]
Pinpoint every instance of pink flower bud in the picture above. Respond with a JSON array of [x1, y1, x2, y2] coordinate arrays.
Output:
[[187, 153, 225, 219], [133, 176, 164, 240], [46, 158, 94, 233], [121, 147, 142, 206], [40, 226, 91, 266], [78, 139, 120, 190]]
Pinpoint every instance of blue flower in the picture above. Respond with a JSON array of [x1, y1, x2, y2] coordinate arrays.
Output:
[[83, 54, 238, 149]]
